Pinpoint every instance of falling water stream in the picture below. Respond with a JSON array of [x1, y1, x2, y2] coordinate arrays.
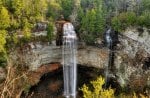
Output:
[[105, 28, 113, 88], [62, 22, 77, 98]]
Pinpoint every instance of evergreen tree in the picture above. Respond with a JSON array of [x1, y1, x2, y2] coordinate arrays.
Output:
[[111, 16, 122, 32], [80, 9, 96, 44], [79, 0, 106, 44], [47, 22, 54, 43], [77, 6, 84, 22], [95, 0, 106, 36], [60, 0, 73, 19]]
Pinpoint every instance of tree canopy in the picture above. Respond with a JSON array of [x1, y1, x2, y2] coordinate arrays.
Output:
[[0, 0, 149, 50]]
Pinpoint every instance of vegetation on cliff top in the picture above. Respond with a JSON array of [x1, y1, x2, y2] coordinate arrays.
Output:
[[0, 0, 149, 56]]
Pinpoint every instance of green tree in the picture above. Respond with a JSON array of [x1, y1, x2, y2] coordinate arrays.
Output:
[[94, 0, 106, 36], [137, 11, 150, 28], [111, 12, 136, 32], [76, 6, 84, 33], [80, 0, 94, 9], [0, 52, 7, 67], [22, 18, 32, 41], [0, 30, 7, 52], [85, 9, 96, 33], [47, 22, 54, 43], [12, 33, 19, 44], [142, 0, 150, 11], [32, 0, 47, 21], [0, 6, 10, 29], [126, 12, 137, 26], [0, 5, 10, 52], [9, 16, 20, 30], [111, 16, 122, 32], [79, 0, 105, 44], [80, 9, 96, 44], [60, 0, 73, 19], [77, 6, 84, 23], [23, 27, 31, 41], [21, 0, 47, 23], [46, 0, 62, 20], [10, 0, 23, 17]]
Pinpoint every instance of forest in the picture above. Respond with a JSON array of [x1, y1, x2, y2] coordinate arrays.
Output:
[[0, 0, 150, 53], [0, 0, 150, 98]]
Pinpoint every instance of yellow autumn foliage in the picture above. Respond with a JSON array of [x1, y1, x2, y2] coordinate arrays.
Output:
[[0, 30, 7, 52], [81, 76, 149, 98], [80, 76, 115, 98]]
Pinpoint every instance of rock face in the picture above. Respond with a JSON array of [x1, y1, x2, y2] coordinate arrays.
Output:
[[10, 44, 108, 71], [27, 63, 61, 85], [78, 47, 108, 68], [114, 27, 150, 91], [123, 27, 150, 54], [10, 27, 150, 92]]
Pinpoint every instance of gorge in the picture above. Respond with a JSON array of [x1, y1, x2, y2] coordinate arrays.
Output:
[[7, 27, 149, 97]]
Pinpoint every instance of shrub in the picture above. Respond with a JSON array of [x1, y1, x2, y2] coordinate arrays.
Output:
[[81, 76, 149, 98], [137, 11, 150, 28], [111, 12, 137, 32], [137, 15, 145, 27], [80, 76, 115, 98], [111, 16, 122, 32], [126, 12, 137, 26]]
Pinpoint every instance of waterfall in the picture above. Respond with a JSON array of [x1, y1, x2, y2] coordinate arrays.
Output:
[[104, 28, 113, 88], [62, 22, 77, 98], [105, 28, 112, 49]]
